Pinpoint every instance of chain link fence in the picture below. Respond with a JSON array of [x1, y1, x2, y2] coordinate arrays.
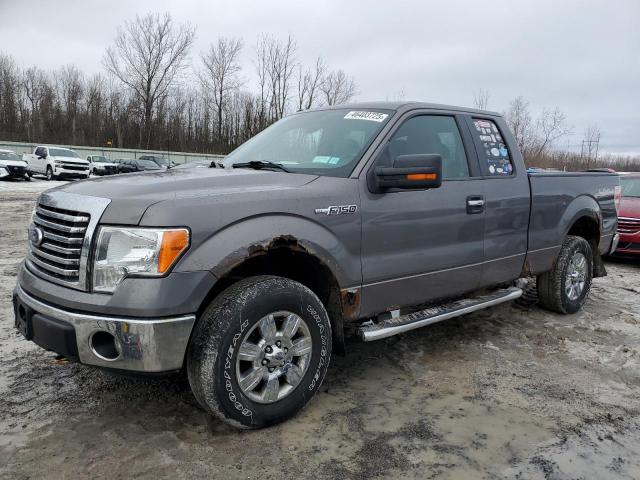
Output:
[[0, 140, 224, 164]]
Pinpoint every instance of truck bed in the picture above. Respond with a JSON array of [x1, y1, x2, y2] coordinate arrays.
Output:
[[526, 171, 619, 274]]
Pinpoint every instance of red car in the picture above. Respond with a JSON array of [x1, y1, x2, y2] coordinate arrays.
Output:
[[616, 172, 640, 256]]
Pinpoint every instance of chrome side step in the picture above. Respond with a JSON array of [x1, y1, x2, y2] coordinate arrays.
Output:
[[358, 287, 523, 342]]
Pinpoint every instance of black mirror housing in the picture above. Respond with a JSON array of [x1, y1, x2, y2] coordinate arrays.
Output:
[[373, 153, 443, 191]]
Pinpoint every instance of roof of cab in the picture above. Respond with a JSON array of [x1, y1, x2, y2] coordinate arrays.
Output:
[[315, 101, 502, 117]]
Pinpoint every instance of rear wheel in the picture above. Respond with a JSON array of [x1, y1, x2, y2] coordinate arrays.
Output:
[[537, 235, 593, 314], [187, 275, 332, 429]]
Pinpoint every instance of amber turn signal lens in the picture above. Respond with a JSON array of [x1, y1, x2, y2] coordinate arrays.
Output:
[[158, 229, 189, 273], [406, 173, 437, 181]]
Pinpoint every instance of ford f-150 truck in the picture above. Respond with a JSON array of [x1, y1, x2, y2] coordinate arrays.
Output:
[[12, 102, 620, 428], [24, 146, 90, 180]]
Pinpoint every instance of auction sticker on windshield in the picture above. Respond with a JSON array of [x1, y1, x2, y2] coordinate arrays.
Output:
[[344, 111, 389, 122]]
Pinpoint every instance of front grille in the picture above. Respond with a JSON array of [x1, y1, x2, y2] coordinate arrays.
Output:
[[7, 165, 26, 175], [28, 204, 90, 284], [618, 217, 640, 235], [618, 242, 640, 251], [60, 162, 89, 171]]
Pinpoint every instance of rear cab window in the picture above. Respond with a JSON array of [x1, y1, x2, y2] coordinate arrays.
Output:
[[470, 118, 514, 176]]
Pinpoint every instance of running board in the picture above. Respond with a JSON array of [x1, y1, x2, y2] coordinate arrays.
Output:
[[358, 287, 523, 342]]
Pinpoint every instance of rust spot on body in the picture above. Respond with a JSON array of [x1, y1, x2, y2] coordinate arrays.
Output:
[[340, 287, 361, 321]]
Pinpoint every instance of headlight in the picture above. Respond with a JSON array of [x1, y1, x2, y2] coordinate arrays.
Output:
[[92, 227, 189, 293], [55, 160, 63, 165]]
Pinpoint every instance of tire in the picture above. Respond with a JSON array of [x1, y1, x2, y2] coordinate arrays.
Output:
[[537, 235, 593, 314], [45, 166, 53, 181], [26, 171, 33, 178], [187, 275, 332, 429]]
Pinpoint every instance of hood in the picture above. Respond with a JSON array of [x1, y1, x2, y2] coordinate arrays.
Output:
[[620, 196, 640, 219], [0, 159, 27, 167], [50, 167, 318, 224], [51, 155, 89, 164], [93, 162, 119, 167]]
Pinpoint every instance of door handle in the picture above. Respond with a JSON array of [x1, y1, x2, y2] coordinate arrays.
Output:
[[466, 195, 485, 214]]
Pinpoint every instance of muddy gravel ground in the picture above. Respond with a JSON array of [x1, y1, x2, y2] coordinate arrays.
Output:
[[1, 178, 640, 479]]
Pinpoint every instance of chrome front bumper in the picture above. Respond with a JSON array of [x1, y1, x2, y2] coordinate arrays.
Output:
[[14, 284, 196, 372]]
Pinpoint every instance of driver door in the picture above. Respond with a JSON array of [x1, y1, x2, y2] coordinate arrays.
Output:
[[359, 112, 486, 317]]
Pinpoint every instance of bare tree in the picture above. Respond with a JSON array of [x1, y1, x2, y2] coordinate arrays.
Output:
[[199, 37, 243, 143], [256, 35, 296, 121], [582, 124, 601, 168], [22, 67, 50, 141], [0, 53, 21, 138], [296, 57, 325, 111], [504, 96, 535, 155], [320, 69, 356, 106], [473, 88, 490, 110], [103, 12, 195, 148], [532, 107, 571, 157], [57, 65, 84, 144]]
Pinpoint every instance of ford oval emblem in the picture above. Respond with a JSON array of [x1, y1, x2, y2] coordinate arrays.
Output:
[[29, 225, 44, 247]]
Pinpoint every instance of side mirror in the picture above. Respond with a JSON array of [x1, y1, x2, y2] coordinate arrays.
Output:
[[373, 153, 443, 191]]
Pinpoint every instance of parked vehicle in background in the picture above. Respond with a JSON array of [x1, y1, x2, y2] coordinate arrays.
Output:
[[615, 172, 640, 256], [117, 158, 164, 173], [13, 102, 620, 429], [0, 149, 30, 180], [87, 155, 119, 176], [138, 154, 174, 168], [172, 160, 212, 169], [24, 146, 90, 180]]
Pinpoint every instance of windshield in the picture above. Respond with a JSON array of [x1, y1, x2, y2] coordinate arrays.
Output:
[[223, 108, 394, 177], [139, 159, 161, 169], [0, 151, 21, 161], [49, 148, 80, 158], [621, 177, 640, 198], [92, 156, 108, 163]]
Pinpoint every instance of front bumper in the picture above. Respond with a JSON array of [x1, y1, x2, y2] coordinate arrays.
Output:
[[14, 284, 195, 372], [55, 166, 90, 177], [616, 230, 640, 256], [0, 165, 28, 178]]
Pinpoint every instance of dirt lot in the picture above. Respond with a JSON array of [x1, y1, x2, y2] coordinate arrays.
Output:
[[1, 178, 639, 479]]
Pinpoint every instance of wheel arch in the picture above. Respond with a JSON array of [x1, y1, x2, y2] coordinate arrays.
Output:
[[194, 237, 352, 354], [565, 210, 606, 278]]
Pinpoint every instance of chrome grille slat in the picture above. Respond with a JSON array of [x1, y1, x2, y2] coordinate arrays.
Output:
[[617, 217, 640, 234], [28, 253, 80, 277], [31, 246, 81, 266], [42, 230, 84, 245], [33, 216, 86, 234], [36, 206, 89, 223], [39, 242, 82, 255]]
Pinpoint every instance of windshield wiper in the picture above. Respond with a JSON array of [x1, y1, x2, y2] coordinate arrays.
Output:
[[232, 160, 290, 173]]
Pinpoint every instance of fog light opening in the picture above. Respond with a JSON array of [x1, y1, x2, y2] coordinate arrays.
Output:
[[90, 331, 120, 361]]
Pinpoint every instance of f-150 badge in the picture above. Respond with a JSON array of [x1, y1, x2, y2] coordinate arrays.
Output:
[[314, 205, 358, 215]]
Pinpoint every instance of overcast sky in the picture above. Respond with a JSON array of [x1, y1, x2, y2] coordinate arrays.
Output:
[[1, 0, 638, 155]]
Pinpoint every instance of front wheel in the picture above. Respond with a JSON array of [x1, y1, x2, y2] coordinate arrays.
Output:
[[187, 275, 332, 429], [45, 166, 54, 181], [537, 235, 593, 314]]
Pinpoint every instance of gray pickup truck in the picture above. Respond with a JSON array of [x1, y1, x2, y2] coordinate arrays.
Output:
[[13, 102, 620, 428]]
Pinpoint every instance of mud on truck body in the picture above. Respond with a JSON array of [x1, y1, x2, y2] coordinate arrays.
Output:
[[13, 102, 620, 428]]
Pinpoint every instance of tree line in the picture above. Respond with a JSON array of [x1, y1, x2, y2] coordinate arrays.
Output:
[[0, 12, 357, 155]]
